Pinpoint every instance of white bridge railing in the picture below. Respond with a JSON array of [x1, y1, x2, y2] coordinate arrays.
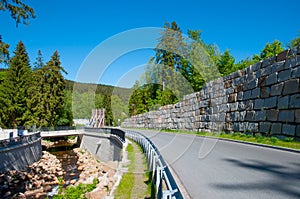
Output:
[[123, 129, 184, 199]]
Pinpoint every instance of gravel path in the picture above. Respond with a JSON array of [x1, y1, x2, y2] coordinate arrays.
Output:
[[130, 141, 151, 199]]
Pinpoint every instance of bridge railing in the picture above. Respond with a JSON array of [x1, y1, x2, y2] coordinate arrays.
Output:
[[123, 129, 183, 199], [84, 127, 125, 143], [39, 126, 83, 132], [0, 132, 41, 149]]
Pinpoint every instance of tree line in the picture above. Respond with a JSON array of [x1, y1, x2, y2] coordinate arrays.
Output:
[[129, 21, 300, 116], [0, 41, 131, 128], [0, 41, 71, 128]]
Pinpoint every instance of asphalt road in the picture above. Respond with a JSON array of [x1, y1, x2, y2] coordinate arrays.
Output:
[[135, 129, 300, 199]]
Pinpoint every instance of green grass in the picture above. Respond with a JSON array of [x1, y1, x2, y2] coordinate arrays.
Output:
[[114, 172, 135, 199], [134, 128, 300, 150], [115, 141, 155, 199], [114, 143, 135, 199], [196, 131, 300, 150], [126, 143, 135, 172], [136, 142, 155, 199], [52, 178, 98, 199]]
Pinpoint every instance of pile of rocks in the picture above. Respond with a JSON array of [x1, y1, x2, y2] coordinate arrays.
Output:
[[0, 151, 62, 198], [0, 147, 118, 199], [74, 148, 117, 199]]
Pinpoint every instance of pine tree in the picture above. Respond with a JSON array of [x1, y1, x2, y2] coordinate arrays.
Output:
[[217, 49, 235, 76], [45, 51, 67, 127], [0, 35, 9, 64], [0, 0, 35, 26], [103, 94, 115, 126], [28, 51, 67, 127], [0, 41, 32, 128], [33, 50, 44, 70]]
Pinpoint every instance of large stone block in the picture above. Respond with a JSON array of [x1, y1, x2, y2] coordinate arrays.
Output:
[[255, 110, 267, 121], [237, 92, 243, 101], [261, 87, 271, 98], [270, 82, 283, 96], [262, 56, 276, 68], [245, 111, 255, 121], [266, 109, 279, 121], [229, 102, 238, 112], [245, 100, 254, 110], [232, 123, 239, 132], [251, 88, 260, 99], [291, 67, 300, 78], [226, 87, 235, 95], [247, 122, 259, 132], [235, 84, 244, 92], [276, 50, 289, 62], [229, 112, 238, 122], [252, 61, 262, 71], [296, 125, 300, 137], [290, 94, 300, 108], [265, 73, 277, 86], [278, 110, 295, 122], [238, 102, 246, 111], [263, 96, 277, 109], [284, 55, 300, 69], [254, 99, 264, 110], [248, 79, 258, 90], [295, 110, 300, 123], [282, 79, 299, 95], [282, 124, 296, 136], [259, 122, 272, 133], [228, 93, 237, 103], [243, 90, 252, 100], [277, 69, 291, 82], [271, 123, 282, 134], [239, 111, 246, 121], [256, 69, 264, 79], [271, 61, 285, 73], [277, 95, 289, 109]]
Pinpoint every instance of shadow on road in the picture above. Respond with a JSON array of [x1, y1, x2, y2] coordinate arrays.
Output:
[[211, 158, 300, 198]]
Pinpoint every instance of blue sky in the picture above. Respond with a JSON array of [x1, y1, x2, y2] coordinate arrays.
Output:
[[1, 0, 299, 87]]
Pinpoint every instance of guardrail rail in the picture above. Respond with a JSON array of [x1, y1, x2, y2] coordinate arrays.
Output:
[[123, 129, 184, 199], [0, 132, 41, 148]]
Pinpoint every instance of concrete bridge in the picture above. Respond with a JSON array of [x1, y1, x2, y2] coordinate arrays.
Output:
[[40, 129, 83, 138]]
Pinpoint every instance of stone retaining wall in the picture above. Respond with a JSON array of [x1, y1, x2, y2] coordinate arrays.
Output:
[[122, 46, 300, 138]]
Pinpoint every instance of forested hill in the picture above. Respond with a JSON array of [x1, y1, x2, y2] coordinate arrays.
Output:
[[65, 80, 131, 103]]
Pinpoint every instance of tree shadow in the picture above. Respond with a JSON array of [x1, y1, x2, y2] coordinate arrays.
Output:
[[144, 171, 156, 199], [211, 158, 300, 198]]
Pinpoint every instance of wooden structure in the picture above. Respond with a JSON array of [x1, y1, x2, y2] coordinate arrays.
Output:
[[89, 109, 105, 128]]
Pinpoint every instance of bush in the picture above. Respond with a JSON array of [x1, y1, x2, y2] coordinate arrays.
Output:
[[53, 178, 98, 199], [270, 137, 278, 144]]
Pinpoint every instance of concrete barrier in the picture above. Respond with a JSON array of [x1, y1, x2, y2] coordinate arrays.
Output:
[[0, 133, 42, 172]]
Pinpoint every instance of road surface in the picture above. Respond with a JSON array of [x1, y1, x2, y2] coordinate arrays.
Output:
[[133, 129, 300, 199]]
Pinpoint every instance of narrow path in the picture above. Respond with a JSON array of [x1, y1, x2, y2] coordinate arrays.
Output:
[[130, 141, 151, 199]]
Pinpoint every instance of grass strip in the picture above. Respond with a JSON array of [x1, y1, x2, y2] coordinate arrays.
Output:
[[114, 143, 135, 199], [161, 129, 300, 150]]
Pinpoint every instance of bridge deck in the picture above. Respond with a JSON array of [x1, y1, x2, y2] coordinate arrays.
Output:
[[40, 130, 83, 138]]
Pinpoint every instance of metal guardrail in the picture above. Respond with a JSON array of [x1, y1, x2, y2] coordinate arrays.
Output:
[[84, 127, 125, 143], [123, 129, 184, 199], [0, 132, 41, 149]]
